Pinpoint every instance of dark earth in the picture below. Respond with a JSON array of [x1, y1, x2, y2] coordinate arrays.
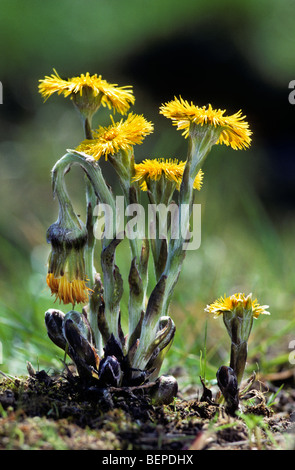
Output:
[[1, 363, 295, 451]]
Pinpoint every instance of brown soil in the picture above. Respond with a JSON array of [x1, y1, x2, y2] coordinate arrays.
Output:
[[0, 366, 294, 451]]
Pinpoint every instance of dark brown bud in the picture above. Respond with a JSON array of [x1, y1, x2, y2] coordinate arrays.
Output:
[[150, 375, 178, 406]]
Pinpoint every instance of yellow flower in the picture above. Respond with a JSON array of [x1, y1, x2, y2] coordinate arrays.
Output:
[[38, 69, 135, 114], [205, 293, 270, 319], [159, 96, 252, 150], [76, 113, 154, 161], [46, 273, 89, 306], [133, 158, 204, 191]]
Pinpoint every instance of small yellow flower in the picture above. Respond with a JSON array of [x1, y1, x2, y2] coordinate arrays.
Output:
[[38, 69, 135, 114], [76, 113, 154, 161], [47, 273, 89, 306], [133, 158, 204, 191], [160, 96, 252, 150], [205, 293, 270, 319]]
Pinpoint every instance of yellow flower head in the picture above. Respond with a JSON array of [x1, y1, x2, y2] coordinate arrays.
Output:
[[205, 293, 270, 319], [76, 113, 154, 161], [38, 69, 135, 114], [47, 273, 89, 306], [133, 158, 204, 191], [160, 96, 252, 150]]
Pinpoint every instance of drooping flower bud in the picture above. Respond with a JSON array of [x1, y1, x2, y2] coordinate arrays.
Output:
[[45, 308, 67, 351]]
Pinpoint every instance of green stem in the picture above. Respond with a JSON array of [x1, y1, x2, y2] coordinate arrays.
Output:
[[109, 151, 140, 260]]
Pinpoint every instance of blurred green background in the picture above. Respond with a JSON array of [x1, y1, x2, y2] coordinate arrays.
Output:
[[0, 0, 295, 384]]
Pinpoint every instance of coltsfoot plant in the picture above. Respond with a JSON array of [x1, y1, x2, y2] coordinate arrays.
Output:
[[39, 70, 252, 403]]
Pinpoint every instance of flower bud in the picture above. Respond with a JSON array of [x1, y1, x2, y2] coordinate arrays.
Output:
[[98, 355, 122, 387]]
